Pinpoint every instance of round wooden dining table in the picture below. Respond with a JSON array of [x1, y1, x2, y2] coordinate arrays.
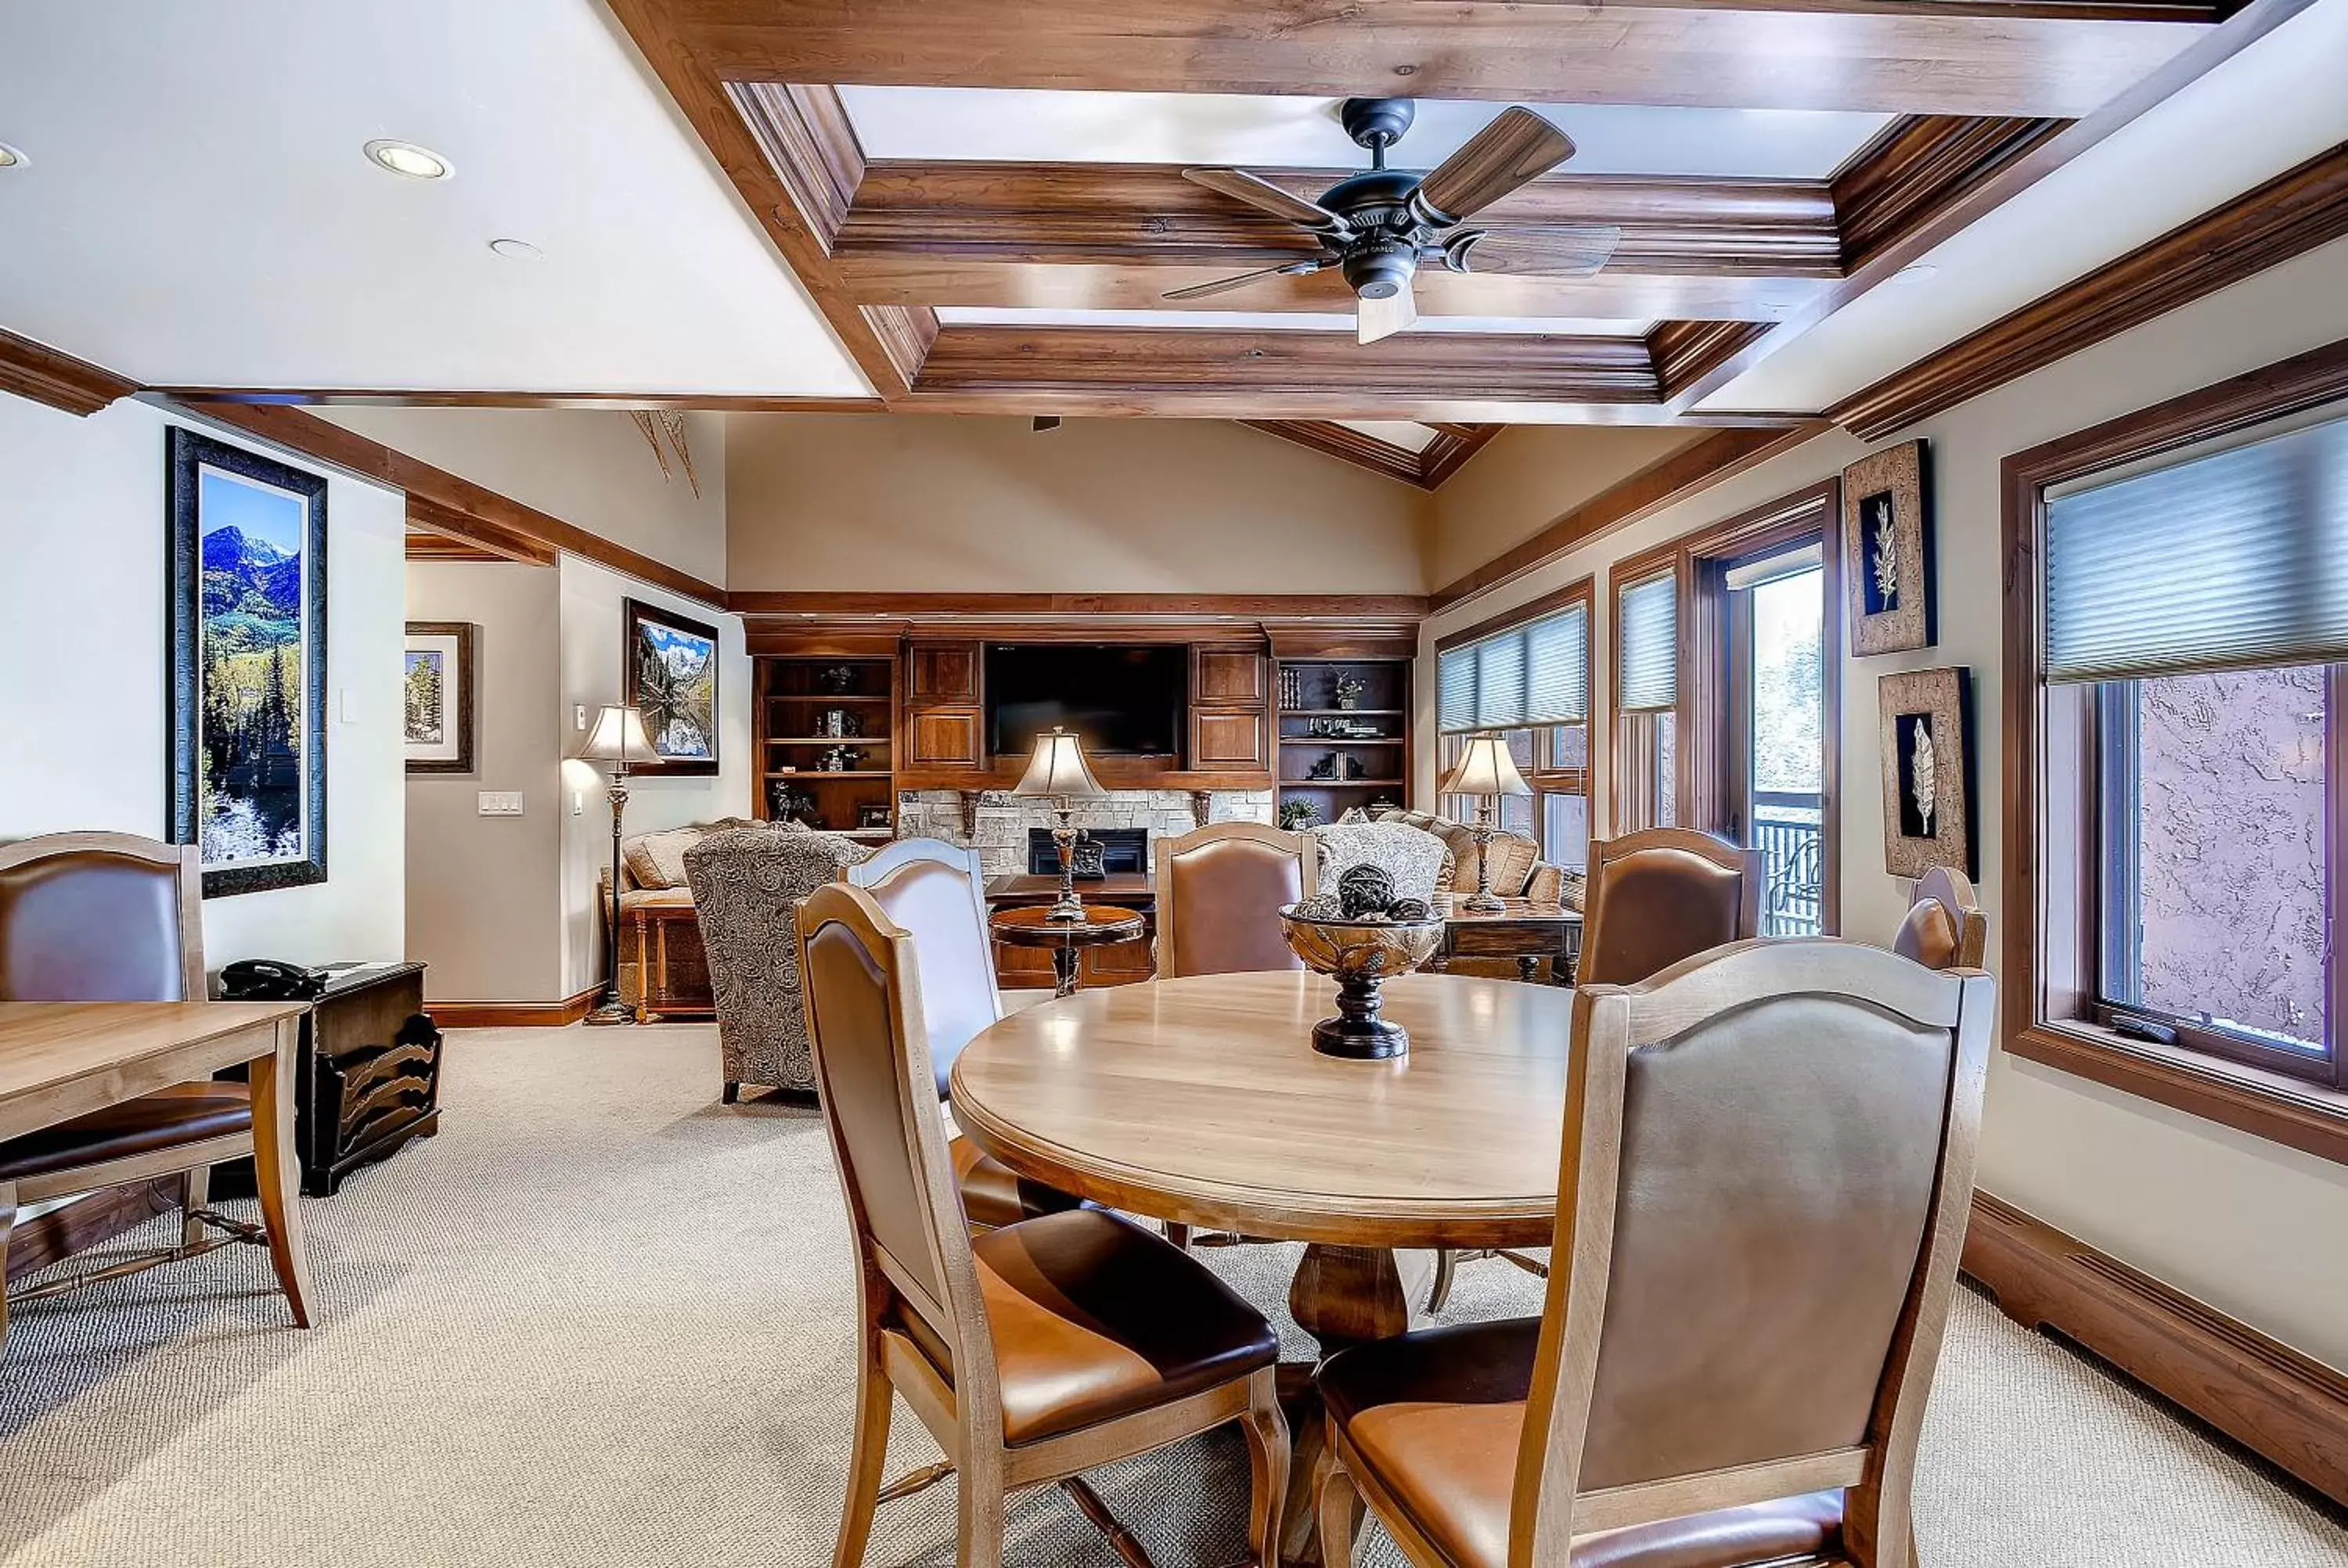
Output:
[[950, 969, 1576, 1566]]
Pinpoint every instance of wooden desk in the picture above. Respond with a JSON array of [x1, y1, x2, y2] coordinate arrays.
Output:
[[0, 1001, 315, 1336]]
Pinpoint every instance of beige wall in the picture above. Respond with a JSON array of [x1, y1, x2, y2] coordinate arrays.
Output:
[[403, 561, 565, 1002], [0, 394, 407, 973], [1419, 236, 2348, 1370], [1428, 423, 1705, 592], [726, 414, 1431, 592], [323, 406, 729, 584]]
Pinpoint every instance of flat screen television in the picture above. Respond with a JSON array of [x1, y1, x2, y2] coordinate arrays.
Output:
[[985, 643, 1187, 758]]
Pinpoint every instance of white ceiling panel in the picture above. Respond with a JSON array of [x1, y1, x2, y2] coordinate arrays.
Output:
[[839, 88, 1892, 181], [1700, 0, 2348, 414], [933, 307, 1654, 336], [0, 0, 871, 396], [1335, 421, 1441, 453]]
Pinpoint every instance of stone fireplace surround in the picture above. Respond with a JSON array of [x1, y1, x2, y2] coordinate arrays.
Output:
[[895, 788, 1276, 880]]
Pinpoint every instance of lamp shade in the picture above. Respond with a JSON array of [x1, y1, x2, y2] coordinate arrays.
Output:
[[1439, 733, 1532, 797], [578, 705, 657, 765], [1012, 727, 1107, 798]]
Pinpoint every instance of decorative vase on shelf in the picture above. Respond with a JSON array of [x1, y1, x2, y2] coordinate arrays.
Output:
[[1333, 672, 1367, 711]]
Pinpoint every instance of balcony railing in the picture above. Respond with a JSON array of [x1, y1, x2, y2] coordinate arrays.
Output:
[[1753, 790, 1825, 937]]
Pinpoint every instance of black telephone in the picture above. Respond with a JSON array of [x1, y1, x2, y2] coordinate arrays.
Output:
[[220, 958, 332, 1002]]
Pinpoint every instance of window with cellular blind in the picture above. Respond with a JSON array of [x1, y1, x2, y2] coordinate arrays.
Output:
[[1617, 571, 1678, 712], [2047, 413, 2348, 683], [1436, 604, 1588, 733]]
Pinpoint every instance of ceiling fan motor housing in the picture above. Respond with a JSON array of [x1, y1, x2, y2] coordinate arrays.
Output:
[[1342, 236, 1419, 301]]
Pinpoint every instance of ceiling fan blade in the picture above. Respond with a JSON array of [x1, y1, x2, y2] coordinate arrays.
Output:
[[1356, 285, 1417, 345], [1443, 225, 1622, 278], [1182, 167, 1348, 231], [1412, 107, 1576, 225], [1161, 260, 1326, 302]]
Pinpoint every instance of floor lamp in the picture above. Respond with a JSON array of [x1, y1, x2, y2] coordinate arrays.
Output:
[[1012, 726, 1107, 922], [1439, 733, 1533, 914], [579, 704, 656, 1027]]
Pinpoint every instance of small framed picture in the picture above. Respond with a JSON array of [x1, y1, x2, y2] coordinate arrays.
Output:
[[1842, 439, 1933, 655], [404, 622, 476, 775], [857, 804, 893, 830], [1878, 667, 1973, 879], [624, 598, 721, 775]]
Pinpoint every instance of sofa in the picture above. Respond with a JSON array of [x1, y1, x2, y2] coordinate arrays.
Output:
[[600, 816, 767, 1019], [1365, 807, 1579, 908]]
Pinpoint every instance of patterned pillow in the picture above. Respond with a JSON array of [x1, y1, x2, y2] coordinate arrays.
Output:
[[1477, 832, 1541, 899], [621, 825, 707, 890], [1313, 821, 1449, 905]]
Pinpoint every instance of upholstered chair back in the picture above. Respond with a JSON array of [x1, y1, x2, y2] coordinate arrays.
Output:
[[1311, 820, 1449, 907], [1154, 822, 1316, 978], [684, 826, 873, 1096], [1892, 865, 1988, 972], [797, 882, 993, 1394], [1518, 940, 1993, 1559], [0, 832, 203, 1002], [1575, 827, 1760, 987], [847, 838, 1001, 1097]]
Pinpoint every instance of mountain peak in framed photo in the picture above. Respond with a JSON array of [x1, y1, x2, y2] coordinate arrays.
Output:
[[623, 598, 721, 775]]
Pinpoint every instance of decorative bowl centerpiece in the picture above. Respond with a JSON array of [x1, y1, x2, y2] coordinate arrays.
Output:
[[1280, 864, 1443, 1059]]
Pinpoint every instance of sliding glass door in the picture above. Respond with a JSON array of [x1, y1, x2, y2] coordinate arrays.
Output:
[[1726, 545, 1828, 936]]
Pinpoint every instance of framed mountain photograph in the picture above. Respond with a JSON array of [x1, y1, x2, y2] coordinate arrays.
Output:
[[405, 621, 476, 775], [167, 427, 330, 897], [1877, 666, 1973, 879], [1842, 439, 1934, 655], [623, 597, 720, 775]]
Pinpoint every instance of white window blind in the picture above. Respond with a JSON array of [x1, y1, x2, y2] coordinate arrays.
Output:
[[2047, 415, 2348, 683], [1618, 572, 1678, 713], [1438, 603, 1588, 732]]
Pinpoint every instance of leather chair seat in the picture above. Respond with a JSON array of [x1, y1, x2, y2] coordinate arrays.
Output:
[[1320, 1320, 1844, 1568], [902, 1207, 1278, 1446], [949, 1134, 1084, 1228], [0, 1082, 253, 1182]]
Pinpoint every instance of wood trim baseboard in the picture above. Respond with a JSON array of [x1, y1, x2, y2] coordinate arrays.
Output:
[[427, 987, 603, 1030], [1961, 1191, 2348, 1505], [0, 326, 139, 418], [4, 1178, 180, 1283]]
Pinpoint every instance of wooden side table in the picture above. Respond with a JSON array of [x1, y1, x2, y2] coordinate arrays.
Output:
[[1430, 896, 1583, 984], [629, 890, 714, 1023], [988, 904, 1146, 998]]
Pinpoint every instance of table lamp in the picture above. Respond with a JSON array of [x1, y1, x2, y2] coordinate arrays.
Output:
[[1012, 726, 1107, 922], [578, 704, 657, 1026], [1439, 734, 1532, 914]]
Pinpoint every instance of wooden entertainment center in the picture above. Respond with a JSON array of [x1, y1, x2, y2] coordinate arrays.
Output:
[[747, 614, 1417, 839]]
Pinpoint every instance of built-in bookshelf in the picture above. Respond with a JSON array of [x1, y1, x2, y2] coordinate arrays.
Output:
[[1273, 656, 1412, 831], [754, 655, 899, 840]]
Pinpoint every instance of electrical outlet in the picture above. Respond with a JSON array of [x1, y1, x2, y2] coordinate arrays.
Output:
[[477, 791, 525, 817]]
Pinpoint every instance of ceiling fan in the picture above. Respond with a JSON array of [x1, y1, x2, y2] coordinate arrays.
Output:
[[1171, 98, 1619, 344]]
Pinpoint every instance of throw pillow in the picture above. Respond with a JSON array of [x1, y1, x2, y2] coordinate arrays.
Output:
[[621, 825, 707, 890]]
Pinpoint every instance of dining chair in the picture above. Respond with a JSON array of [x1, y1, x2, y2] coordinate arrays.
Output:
[[1891, 866, 1987, 973], [0, 831, 311, 1354], [796, 880, 1290, 1568], [844, 837, 1080, 1231], [1316, 938, 1993, 1568], [1153, 821, 1318, 979], [1429, 825, 1761, 1314]]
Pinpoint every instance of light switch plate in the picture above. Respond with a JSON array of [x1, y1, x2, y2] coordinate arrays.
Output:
[[477, 791, 525, 817], [574, 704, 588, 731]]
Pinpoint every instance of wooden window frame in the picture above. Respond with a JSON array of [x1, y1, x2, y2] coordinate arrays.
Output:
[[1436, 579, 1594, 865], [2003, 334, 2348, 1167], [1604, 481, 1844, 933]]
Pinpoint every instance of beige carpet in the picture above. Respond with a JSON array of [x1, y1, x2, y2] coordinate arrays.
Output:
[[1, 1023, 2341, 1567]]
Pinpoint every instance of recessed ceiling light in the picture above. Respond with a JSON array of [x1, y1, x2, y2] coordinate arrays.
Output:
[[0, 142, 26, 170], [488, 238, 542, 260], [364, 138, 452, 180]]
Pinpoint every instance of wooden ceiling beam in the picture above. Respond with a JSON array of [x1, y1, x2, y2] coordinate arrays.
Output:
[[0, 326, 137, 417], [1243, 421, 1431, 487], [675, 0, 2209, 117], [155, 387, 885, 412], [904, 327, 1664, 419], [841, 164, 1843, 276]]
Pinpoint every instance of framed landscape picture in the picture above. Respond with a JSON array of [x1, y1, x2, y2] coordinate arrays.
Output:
[[1842, 439, 1934, 656], [167, 427, 330, 897], [405, 621, 476, 775], [1877, 666, 1974, 879], [623, 597, 720, 775]]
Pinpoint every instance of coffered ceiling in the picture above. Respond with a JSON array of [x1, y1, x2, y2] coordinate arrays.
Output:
[[603, 0, 2312, 484]]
